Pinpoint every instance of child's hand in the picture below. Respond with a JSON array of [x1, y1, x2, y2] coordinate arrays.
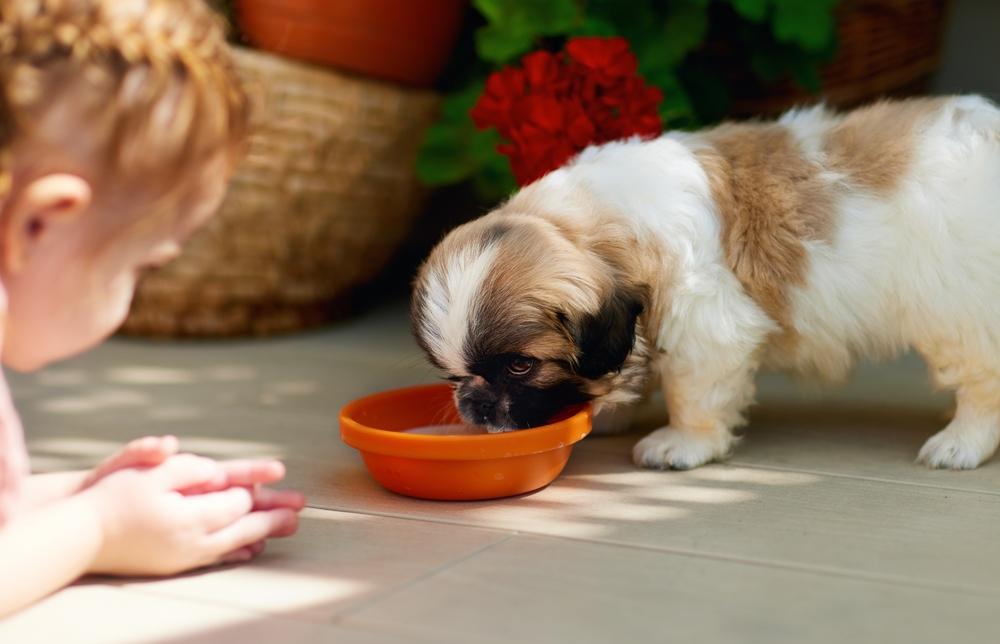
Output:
[[82, 438, 304, 509], [80, 435, 181, 490], [81, 454, 300, 576]]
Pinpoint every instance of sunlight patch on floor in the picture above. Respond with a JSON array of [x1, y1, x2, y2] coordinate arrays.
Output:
[[686, 466, 821, 485], [29, 437, 130, 457], [178, 437, 286, 460], [105, 366, 198, 385], [130, 567, 372, 615], [40, 388, 150, 414], [27, 435, 287, 465], [461, 504, 612, 539], [34, 369, 91, 387]]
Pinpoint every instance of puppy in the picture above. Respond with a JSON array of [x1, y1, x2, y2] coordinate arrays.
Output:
[[411, 95, 1000, 470]]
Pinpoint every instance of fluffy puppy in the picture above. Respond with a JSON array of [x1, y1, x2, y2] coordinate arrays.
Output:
[[411, 95, 1000, 470]]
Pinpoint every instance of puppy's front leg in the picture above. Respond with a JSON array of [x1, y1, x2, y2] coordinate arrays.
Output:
[[633, 349, 759, 470]]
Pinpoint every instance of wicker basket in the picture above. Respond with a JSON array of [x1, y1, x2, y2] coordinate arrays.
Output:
[[727, 0, 951, 117], [120, 46, 439, 338]]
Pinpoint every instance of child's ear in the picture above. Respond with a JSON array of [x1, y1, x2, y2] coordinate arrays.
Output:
[[1, 173, 91, 273]]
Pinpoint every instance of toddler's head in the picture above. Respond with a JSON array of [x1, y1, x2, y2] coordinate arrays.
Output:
[[0, 0, 247, 370]]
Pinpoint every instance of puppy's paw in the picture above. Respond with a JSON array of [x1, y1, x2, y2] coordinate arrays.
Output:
[[917, 424, 998, 470], [632, 427, 732, 470]]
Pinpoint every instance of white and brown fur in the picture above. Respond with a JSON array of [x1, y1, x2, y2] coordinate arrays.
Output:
[[411, 95, 1000, 470]]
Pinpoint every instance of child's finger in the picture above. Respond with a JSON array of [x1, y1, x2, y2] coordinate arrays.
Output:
[[219, 460, 286, 487], [251, 486, 306, 511], [218, 546, 255, 565], [222, 539, 266, 559], [121, 435, 179, 462], [206, 508, 299, 556], [96, 435, 179, 474], [181, 460, 284, 495], [178, 479, 229, 496], [185, 487, 254, 531], [153, 454, 225, 491], [83, 436, 181, 489], [135, 435, 179, 455], [218, 541, 266, 565]]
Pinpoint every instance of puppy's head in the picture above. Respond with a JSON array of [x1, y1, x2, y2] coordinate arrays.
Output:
[[411, 212, 647, 430]]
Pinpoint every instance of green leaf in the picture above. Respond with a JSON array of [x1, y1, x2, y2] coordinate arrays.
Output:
[[469, 127, 502, 165], [577, 16, 618, 37], [678, 64, 730, 125], [771, 0, 838, 51], [473, 0, 579, 27], [661, 92, 697, 128], [416, 84, 489, 186], [472, 0, 581, 63], [661, 3, 709, 66], [440, 82, 484, 120], [415, 81, 517, 200], [788, 57, 822, 93], [417, 124, 475, 185], [728, 0, 769, 22], [749, 48, 786, 82], [528, 0, 583, 30], [475, 24, 536, 63], [471, 148, 518, 201], [646, 69, 696, 126], [472, 0, 505, 22]]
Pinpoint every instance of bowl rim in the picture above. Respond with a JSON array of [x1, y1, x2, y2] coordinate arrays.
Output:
[[339, 383, 592, 460]]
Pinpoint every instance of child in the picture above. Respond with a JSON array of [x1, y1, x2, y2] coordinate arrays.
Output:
[[0, 0, 305, 616]]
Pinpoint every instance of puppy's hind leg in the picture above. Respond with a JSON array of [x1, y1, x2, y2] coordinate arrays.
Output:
[[917, 343, 1000, 469]]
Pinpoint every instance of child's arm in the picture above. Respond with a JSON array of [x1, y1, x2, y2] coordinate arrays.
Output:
[[19, 471, 89, 507], [0, 377, 28, 525], [0, 491, 105, 616], [0, 453, 301, 618]]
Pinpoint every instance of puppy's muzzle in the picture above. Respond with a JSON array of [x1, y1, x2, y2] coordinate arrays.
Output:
[[456, 385, 512, 430]]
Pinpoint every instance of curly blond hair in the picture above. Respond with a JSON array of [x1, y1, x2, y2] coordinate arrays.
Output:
[[0, 0, 248, 203]]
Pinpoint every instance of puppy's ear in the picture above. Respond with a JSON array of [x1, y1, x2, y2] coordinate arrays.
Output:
[[565, 286, 645, 380]]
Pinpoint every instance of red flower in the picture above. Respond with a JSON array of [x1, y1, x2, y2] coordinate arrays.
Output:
[[471, 36, 663, 186], [470, 66, 527, 138], [521, 51, 567, 91], [566, 36, 638, 85]]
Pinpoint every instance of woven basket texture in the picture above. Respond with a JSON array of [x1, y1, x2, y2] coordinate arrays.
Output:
[[121, 46, 440, 338]]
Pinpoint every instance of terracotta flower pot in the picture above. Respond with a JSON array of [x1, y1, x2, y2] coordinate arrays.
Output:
[[236, 0, 466, 87]]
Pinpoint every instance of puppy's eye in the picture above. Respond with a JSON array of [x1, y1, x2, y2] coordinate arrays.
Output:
[[506, 356, 535, 377], [444, 375, 463, 383]]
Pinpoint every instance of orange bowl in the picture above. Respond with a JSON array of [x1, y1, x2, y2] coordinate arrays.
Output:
[[339, 384, 592, 500]]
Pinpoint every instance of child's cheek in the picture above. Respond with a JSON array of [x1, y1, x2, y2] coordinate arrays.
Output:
[[103, 272, 138, 335]]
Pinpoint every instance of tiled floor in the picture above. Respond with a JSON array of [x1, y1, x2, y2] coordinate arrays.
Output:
[[1, 298, 997, 644]]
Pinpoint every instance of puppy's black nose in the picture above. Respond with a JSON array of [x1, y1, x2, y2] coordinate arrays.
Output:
[[475, 399, 496, 416]]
